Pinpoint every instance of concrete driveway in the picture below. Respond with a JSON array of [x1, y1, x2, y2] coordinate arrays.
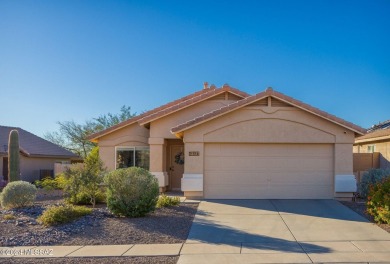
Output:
[[178, 200, 390, 264]]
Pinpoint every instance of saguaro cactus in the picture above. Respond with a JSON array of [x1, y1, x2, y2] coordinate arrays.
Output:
[[8, 130, 20, 182]]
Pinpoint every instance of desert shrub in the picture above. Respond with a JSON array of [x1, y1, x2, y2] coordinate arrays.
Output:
[[37, 204, 92, 226], [0, 181, 37, 209], [62, 147, 106, 207], [156, 194, 180, 208], [358, 168, 390, 198], [366, 177, 390, 224], [104, 167, 159, 217], [34, 174, 67, 190], [3, 214, 16, 220], [67, 188, 106, 205]]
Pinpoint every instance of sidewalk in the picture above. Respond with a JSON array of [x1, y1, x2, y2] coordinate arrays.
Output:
[[2, 241, 390, 263], [0, 244, 183, 258]]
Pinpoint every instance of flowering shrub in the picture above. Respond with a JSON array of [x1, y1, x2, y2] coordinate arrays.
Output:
[[366, 177, 390, 224]]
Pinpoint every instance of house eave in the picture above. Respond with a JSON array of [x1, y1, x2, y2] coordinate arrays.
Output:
[[354, 135, 390, 145]]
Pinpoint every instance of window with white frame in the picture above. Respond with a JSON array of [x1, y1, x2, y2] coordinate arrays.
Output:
[[116, 146, 150, 170], [367, 145, 375, 153]]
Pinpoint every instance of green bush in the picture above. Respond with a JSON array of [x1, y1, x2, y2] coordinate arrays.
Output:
[[37, 204, 92, 226], [0, 181, 37, 209], [157, 194, 180, 208], [358, 168, 390, 198], [67, 188, 106, 205], [367, 177, 390, 224], [62, 147, 106, 207], [104, 167, 159, 217], [34, 174, 67, 190]]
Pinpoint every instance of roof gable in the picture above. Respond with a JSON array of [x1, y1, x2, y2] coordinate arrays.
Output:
[[0, 126, 79, 158], [88, 84, 250, 141], [171, 88, 366, 136], [138, 84, 249, 125]]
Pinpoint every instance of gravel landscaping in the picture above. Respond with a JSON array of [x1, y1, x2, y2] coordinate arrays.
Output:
[[0, 199, 198, 247], [341, 201, 390, 233]]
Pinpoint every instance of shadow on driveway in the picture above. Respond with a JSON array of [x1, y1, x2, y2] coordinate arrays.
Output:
[[205, 199, 369, 222], [188, 208, 332, 253]]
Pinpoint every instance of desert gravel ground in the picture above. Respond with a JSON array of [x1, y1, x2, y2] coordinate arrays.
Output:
[[1, 200, 198, 246], [342, 201, 390, 233], [1, 198, 198, 264]]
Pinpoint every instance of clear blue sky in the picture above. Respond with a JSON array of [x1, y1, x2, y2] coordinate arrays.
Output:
[[1, 0, 389, 137]]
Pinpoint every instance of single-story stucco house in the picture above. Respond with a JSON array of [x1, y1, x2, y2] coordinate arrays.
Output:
[[88, 84, 366, 200], [0, 126, 81, 183], [353, 121, 390, 169]]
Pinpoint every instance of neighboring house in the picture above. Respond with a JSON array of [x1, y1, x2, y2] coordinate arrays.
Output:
[[88, 84, 366, 199], [353, 121, 390, 169], [0, 126, 81, 183]]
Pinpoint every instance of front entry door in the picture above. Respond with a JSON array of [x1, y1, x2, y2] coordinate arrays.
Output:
[[169, 145, 184, 190]]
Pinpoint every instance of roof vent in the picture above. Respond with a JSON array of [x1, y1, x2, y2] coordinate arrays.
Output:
[[203, 82, 209, 89], [210, 84, 216, 89], [266, 87, 273, 92]]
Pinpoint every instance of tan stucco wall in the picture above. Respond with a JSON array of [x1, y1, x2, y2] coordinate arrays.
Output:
[[98, 123, 149, 171], [146, 98, 239, 187], [354, 141, 390, 169], [1, 155, 71, 183], [183, 106, 355, 175], [184, 107, 354, 143], [20, 156, 70, 183], [149, 137, 166, 172], [150, 99, 237, 139]]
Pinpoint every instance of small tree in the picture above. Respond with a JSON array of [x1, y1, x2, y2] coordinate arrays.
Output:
[[63, 147, 106, 207], [8, 130, 20, 182], [82, 147, 106, 207]]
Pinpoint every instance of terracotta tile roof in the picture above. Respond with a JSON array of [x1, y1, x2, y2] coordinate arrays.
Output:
[[138, 84, 249, 125], [87, 115, 145, 142], [171, 88, 367, 135], [88, 84, 250, 141], [0, 126, 80, 158], [355, 128, 390, 143]]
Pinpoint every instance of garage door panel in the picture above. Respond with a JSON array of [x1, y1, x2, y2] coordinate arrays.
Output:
[[206, 172, 269, 185], [208, 144, 333, 157], [204, 143, 333, 199], [206, 184, 270, 199], [269, 172, 332, 184], [205, 157, 332, 172]]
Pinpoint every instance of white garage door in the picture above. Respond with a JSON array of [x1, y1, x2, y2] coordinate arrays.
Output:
[[204, 143, 334, 199]]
